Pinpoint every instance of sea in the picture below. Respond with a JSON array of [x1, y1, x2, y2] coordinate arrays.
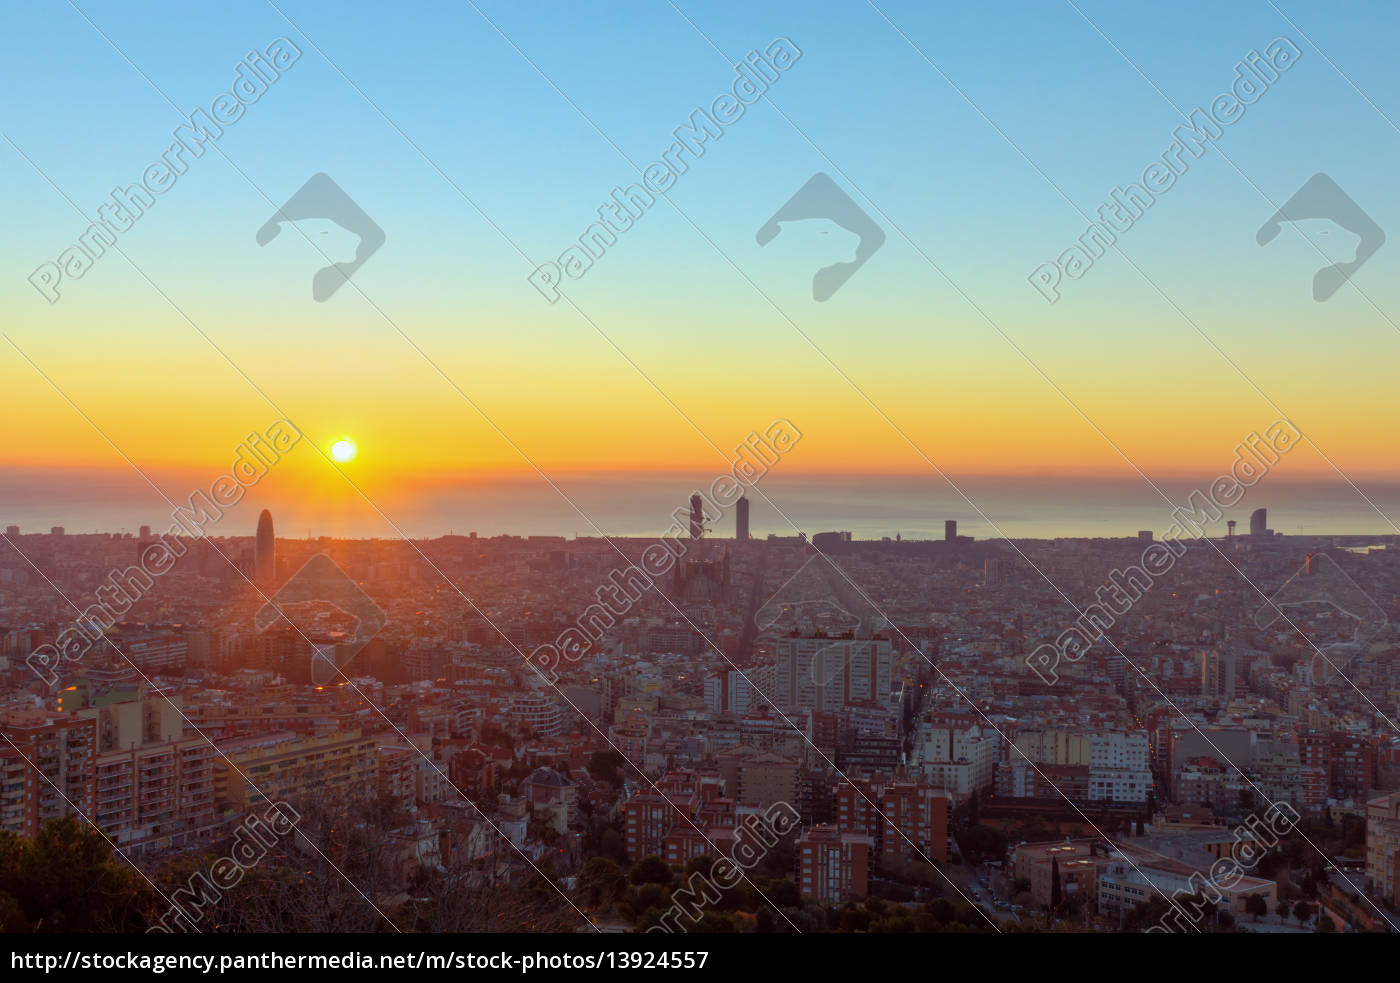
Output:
[[4, 470, 1400, 543]]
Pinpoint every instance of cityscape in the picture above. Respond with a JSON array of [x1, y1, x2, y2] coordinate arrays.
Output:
[[2, 494, 1399, 938], [4, 0, 1400, 965]]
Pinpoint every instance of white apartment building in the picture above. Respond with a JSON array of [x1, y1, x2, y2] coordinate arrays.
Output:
[[703, 664, 777, 715], [916, 724, 995, 799], [1089, 731, 1153, 803], [774, 636, 892, 714]]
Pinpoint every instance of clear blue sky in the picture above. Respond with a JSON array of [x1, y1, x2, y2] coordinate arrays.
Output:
[[3, 0, 1400, 537]]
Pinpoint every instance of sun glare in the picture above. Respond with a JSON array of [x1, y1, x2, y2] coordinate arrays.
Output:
[[330, 438, 357, 462]]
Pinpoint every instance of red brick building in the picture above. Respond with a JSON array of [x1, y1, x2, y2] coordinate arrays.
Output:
[[881, 781, 950, 864], [798, 824, 871, 903]]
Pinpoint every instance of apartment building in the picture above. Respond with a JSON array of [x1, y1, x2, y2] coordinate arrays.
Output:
[[1088, 732, 1153, 803], [1366, 790, 1400, 906], [715, 747, 798, 812], [703, 664, 776, 716], [623, 790, 690, 862], [798, 824, 872, 903], [216, 729, 377, 812], [2, 683, 218, 854], [0, 709, 96, 838], [1013, 839, 1099, 909], [881, 781, 950, 864], [916, 724, 995, 799], [775, 636, 892, 714]]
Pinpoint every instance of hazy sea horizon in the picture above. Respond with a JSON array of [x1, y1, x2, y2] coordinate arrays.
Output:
[[4, 471, 1400, 543]]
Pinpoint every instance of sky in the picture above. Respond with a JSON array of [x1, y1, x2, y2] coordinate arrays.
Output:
[[3, 0, 1400, 538]]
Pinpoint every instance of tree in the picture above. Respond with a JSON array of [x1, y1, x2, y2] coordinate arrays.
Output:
[[766, 878, 801, 909], [683, 854, 715, 879], [1276, 900, 1291, 920], [578, 857, 626, 909], [1317, 915, 1336, 933], [1244, 893, 1269, 921], [0, 890, 25, 933], [1305, 864, 1325, 898], [927, 898, 956, 924], [628, 855, 673, 888], [959, 824, 1007, 862], [691, 911, 737, 933], [0, 818, 156, 932], [626, 883, 668, 925], [1177, 892, 1215, 929], [841, 907, 872, 932], [598, 827, 626, 866], [1294, 900, 1313, 926], [587, 750, 625, 786], [1123, 896, 1176, 933]]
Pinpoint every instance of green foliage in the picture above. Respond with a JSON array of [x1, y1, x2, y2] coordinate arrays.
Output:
[[578, 857, 626, 909], [587, 750, 626, 786], [628, 855, 673, 888], [1122, 895, 1179, 933], [0, 818, 156, 932], [927, 898, 956, 924], [958, 824, 1008, 862], [764, 878, 800, 909], [683, 854, 715, 878], [692, 911, 737, 933]]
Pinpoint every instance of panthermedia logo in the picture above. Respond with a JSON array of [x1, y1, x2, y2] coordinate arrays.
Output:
[[254, 553, 386, 683], [257, 173, 384, 301], [757, 173, 884, 301]]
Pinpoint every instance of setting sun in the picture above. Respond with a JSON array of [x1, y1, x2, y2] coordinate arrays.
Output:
[[330, 438, 357, 462]]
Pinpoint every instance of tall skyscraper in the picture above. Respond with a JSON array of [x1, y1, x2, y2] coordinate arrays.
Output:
[[255, 509, 275, 583], [1249, 507, 1268, 536], [689, 494, 704, 547], [945, 520, 957, 542], [139, 525, 151, 539], [736, 495, 750, 541]]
